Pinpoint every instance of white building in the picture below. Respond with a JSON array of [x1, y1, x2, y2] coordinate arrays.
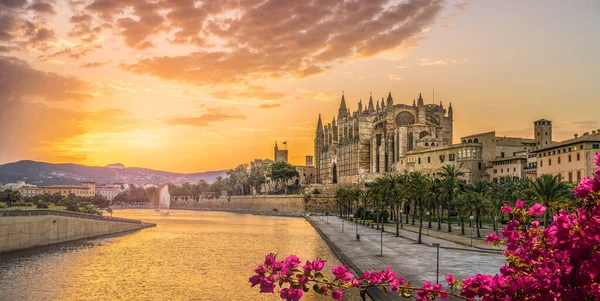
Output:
[[96, 186, 122, 200]]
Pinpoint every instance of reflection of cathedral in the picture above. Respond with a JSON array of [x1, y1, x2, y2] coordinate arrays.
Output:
[[314, 92, 453, 184]]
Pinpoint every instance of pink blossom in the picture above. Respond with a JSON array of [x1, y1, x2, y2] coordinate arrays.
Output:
[[573, 177, 594, 199], [486, 233, 502, 244], [331, 290, 343, 301], [515, 199, 525, 209], [332, 265, 354, 282], [527, 203, 547, 216], [501, 204, 513, 213], [279, 287, 303, 301], [445, 274, 455, 286], [595, 152, 600, 166]]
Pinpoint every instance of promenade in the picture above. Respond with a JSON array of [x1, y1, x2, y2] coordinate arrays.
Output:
[[308, 216, 506, 300]]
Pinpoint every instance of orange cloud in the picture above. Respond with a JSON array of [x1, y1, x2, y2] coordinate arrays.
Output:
[[110, 0, 445, 85], [165, 109, 246, 127]]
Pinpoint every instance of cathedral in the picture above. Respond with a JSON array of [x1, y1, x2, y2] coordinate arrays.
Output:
[[314, 92, 454, 184]]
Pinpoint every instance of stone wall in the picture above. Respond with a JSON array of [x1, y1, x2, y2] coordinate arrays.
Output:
[[0, 213, 151, 254], [171, 195, 337, 214]]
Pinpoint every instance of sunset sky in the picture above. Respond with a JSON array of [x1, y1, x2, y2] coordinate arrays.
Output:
[[1, 0, 599, 173]]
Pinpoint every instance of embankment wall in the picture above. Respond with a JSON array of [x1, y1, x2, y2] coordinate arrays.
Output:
[[0, 212, 152, 254], [171, 195, 337, 214]]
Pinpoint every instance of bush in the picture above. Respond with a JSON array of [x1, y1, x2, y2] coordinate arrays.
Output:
[[0, 202, 7, 208], [66, 199, 79, 212], [13, 201, 32, 207], [36, 200, 49, 209], [79, 205, 102, 215]]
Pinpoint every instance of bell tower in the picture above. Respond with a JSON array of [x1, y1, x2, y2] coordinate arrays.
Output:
[[533, 119, 552, 147]]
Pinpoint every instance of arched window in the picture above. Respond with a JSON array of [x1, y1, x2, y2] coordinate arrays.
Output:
[[468, 139, 473, 143], [419, 131, 430, 139], [424, 142, 429, 146], [462, 140, 467, 144], [473, 138, 479, 143]]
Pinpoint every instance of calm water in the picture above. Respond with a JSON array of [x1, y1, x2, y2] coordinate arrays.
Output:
[[0, 210, 361, 301]]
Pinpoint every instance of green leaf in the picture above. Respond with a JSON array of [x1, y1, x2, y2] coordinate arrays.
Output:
[[278, 278, 284, 287], [313, 284, 322, 294], [315, 272, 325, 279], [302, 284, 310, 292], [382, 286, 389, 295]]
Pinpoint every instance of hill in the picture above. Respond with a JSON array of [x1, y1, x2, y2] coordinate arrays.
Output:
[[0, 160, 227, 186]]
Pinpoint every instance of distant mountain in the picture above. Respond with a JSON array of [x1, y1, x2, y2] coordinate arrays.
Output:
[[0, 160, 227, 186], [105, 163, 125, 169]]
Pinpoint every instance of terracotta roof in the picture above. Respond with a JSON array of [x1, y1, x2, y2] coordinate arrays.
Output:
[[531, 132, 600, 153]]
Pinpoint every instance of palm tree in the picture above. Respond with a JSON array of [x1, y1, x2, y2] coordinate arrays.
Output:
[[375, 173, 405, 236], [469, 179, 491, 238], [454, 192, 472, 235], [439, 165, 465, 233], [530, 174, 570, 226], [406, 172, 431, 243]]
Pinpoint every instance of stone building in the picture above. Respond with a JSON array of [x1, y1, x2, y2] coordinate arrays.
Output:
[[41, 181, 96, 197], [532, 131, 600, 183], [315, 92, 453, 184], [314, 93, 582, 184], [274, 142, 288, 162]]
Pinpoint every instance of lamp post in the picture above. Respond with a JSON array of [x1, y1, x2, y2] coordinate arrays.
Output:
[[432, 243, 440, 284], [400, 210, 403, 229], [356, 199, 360, 240], [470, 215, 474, 247], [380, 219, 384, 257], [426, 211, 431, 236]]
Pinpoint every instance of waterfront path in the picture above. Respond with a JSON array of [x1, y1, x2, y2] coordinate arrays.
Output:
[[308, 216, 506, 300]]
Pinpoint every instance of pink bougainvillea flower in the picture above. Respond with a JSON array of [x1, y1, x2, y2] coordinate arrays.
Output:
[[527, 203, 546, 216], [332, 265, 354, 282], [331, 290, 343, 301], [486, 233, 503, 244], [446, 274, 455, 286], [501, 204, 513, 213], [573, 177, 594, 199], [279, 287, 303, 301], [515, 199, 525, 209]]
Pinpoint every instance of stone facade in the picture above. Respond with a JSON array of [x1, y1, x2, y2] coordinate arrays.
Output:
[[314, 93, 576, 184], [315, 92, 453, 184], [532, 132, 600, 183]]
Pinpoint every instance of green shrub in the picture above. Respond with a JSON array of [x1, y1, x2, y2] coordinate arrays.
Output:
[[0, 202, 7, 208], [14, 201, 32, 207], [66, 199, 79, 212], [36, 200, 49, 209]]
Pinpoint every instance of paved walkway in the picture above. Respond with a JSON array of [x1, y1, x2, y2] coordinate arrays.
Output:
[[308, 216, 506, 300], [375, 221, 507, 252]]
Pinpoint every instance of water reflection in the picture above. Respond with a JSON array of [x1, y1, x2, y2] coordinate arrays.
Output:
[[0, 210, 361, 301]]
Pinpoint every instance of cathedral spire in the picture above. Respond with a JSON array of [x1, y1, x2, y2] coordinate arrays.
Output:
[[387, 92, 393, 106], [338, 92, 348, 117], [417, 93, 424, 106], [358, 99, 363, 114], [368, 94, 375, 113], [381, 97, 385, 108], [413, 99, 416, 107], [448, 102, 453, 119], [376, 99, 380, 110], [316, 114, 323, 133]]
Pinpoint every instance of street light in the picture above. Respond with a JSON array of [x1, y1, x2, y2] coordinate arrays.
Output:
[[426, 211, 431, 236], [400, 210, 403, 229], [432, 243, 440, 284], [470, 215, 474, 247], [380, 220, 384, 257]]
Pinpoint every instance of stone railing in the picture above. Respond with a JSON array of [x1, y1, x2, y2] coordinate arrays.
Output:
[[0, 209, 142, 224]]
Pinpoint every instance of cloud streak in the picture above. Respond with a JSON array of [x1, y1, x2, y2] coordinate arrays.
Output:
[[165, 109, 247, 127]]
